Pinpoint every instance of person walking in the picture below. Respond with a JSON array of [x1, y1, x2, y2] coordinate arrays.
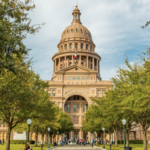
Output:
[[24, 142, 33, 150], [79, 139, 81, 146], [83, 139, 85, 146]]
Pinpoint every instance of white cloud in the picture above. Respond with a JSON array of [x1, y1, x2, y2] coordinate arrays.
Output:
[[23, 0, 150, 80]]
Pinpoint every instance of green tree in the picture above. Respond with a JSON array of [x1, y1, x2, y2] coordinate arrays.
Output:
[[0, 54, 37, 150], [0, 0, 44, 72], [142, 21, 150, 28]]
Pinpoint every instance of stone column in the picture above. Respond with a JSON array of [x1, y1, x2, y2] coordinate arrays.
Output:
[[86, 56, 88, 68], [88, 132, 90, 141], [65, 56, 66, 68], [2, 132, 3, 141], [67, 57, 69, 67], [72, 55, 73, 65], [59, 57, 60, 70], [97, 59, 98, 71], [79, 130, 82, 139], [55, 59, 57, 71], [92, 57, 94, 70], [79, 55, 81, 65]]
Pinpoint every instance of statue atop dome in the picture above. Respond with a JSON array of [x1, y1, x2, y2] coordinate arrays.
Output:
[[75, 0, 78, 7]]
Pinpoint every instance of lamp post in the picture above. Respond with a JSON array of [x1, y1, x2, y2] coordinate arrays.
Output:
[[48, 127, 50, 148], [122, 119, 126, 150], [102, 127, 105, 149], [57, 131, 59, 146], [27, 119, 32, 142]]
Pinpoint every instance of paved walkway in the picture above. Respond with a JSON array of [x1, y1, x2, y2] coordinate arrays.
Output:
[[54, 145, 100, 150]]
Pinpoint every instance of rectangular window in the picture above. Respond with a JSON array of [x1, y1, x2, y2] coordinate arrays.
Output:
[[65, 105, 67, 112], [48, 91, 51, 96], [102, 90, 105, 96], [68, 104, 70, 112], [74, 116, 76, 124], [77, 104, 79, 112], [74, 104, 76, 112], [52, 90, 55, 96], [77, 116, 79, 124], [83, 104, 85, 112], [97, 90, 101, 97]]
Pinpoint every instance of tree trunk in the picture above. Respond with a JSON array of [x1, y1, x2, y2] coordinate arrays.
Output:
[[34, 126, 38, 146], [50, 134, 52, 145], [114, 129, 118, 147], [126, 130, 129, 147], [46, 131, 48, 144], [42, 133, 44, 144], [143, 130, 147, 150], [109, 133, 111, 144], [6, 125, 11, 150]]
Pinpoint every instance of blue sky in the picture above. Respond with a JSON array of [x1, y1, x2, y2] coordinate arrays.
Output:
[[24, 0, 150, 81]]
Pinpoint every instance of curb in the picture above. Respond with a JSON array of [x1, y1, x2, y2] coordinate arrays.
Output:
[[94, 146, 107, 150]]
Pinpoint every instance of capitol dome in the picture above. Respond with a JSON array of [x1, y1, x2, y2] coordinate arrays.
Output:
[[61, 23, 92, 41], [61, 5, 92, 41], [57, 5, 95, 51]]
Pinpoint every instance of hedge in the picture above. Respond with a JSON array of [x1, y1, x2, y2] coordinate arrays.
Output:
[[10, 140, 35, 144], [117, 140, 146, 144]]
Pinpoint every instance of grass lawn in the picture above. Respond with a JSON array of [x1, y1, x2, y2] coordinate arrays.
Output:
[[0, 144, 54, 150], [97, 144, 150, 150]]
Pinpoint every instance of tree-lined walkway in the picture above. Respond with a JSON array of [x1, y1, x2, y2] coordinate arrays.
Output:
[[55, 145, 98, 150]]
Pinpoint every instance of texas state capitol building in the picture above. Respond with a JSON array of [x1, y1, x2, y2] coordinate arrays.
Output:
[[47, 4, 113, 141], [0, 3, 149, 143]]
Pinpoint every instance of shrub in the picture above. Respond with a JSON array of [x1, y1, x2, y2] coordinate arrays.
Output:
[[117, 140, 145, 144], [10, 140, 35, 144]]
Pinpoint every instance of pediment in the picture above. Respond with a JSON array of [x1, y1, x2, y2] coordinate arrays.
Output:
[[56, 64, 97, 74]]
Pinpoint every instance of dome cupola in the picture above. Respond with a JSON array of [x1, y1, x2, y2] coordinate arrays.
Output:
[[71, 5, 82, 24]]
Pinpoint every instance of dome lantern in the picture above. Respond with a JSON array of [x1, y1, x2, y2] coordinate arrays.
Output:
[[72, 5, 82, 24]]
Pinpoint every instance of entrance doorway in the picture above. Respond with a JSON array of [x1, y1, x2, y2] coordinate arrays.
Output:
[[74, 130, 79, 140], [66, 132, 69, 140], [83, 131, 88, 139]]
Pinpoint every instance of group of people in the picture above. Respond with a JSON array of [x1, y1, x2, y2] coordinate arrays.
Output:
[[0, 139, 5, 145], [58, 139, 90, 146]]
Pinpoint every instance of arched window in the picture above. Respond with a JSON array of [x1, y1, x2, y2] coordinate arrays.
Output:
[[76, 14, 77, 19], [86, 44, 88, 50], [67, 30, 69, 33], [71, 29, 73, 32], [75, 43, 78, 49], [81, 43, 83, 49], [65, 44, 67, 50], [76, 28, 78, 32], [85, 30, 86, 33], [81, 29, 82, 32], [69, 43, 72, 49]]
